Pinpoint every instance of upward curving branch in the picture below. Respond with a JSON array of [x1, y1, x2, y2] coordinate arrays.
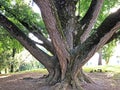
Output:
[[106, 30, 120, 44], [76, 0, 104, 43], [72, 8, 120, 78]]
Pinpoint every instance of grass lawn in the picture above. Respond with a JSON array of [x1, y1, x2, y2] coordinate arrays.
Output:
[[1, 65, 120, 79], [83, 65, 120, 73], [0, 68, 48, 77], [83, 65, 120, 79]]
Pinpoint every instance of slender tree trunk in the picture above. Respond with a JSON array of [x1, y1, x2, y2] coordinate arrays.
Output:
[[5, 68, 8, 74], [106, 59, 109, 65], [10, 64, 14, 73], [98, 49, 102, 65]]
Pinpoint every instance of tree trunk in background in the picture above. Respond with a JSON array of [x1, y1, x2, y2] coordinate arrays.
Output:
[[98, 49, 102, 65], [5, 68, 8, 74], [10, 64, 14, 73]]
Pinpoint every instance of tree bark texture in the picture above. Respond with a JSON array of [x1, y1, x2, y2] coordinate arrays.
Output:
[[1, 0, 120, 90]]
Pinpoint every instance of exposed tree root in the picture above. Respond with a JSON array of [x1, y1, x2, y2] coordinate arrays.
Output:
[[52, 81, 69, 90], [50, 79, 84, 90], [78, 72, 94, 83], [36, 67, 61, 86], [78, 69, 94, 83], [69, 79, 83, 90], [23, 68, 93, 90], [22, 73, 93, 90]]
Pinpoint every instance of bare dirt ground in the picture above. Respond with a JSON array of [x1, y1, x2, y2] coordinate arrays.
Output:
[[0, 72, 120, 90]]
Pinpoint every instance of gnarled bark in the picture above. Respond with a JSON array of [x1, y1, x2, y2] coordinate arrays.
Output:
[[34, 0, 70, 80], [1, 0, 120, 90]]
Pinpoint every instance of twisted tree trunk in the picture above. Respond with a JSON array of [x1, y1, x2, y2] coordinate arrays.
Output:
[[1, 0, 120, 90]]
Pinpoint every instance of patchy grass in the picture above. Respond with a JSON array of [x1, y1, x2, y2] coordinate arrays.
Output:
[[113, 73, 120, 80], [83, 65, 120, 73], [15, 68, 48, 74], [1, 65, 120, 78], [83, 65, 120, 81], [0, 68, 48, 77]]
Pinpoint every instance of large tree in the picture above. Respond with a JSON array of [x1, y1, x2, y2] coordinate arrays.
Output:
[[0, 0, 120, 89]]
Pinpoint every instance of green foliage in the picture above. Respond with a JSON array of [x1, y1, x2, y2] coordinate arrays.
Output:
[[0, 51, 11, 71], [0, 0, 47, 36], [79, 0, 91, 17], [97, 0, 120, 26], [19, 60, 44, 71], [102, 40, 116, 64], [0, 26, 23, 53], [79, 0, 120, 27], [0, 26, 23, 72], [0, 0, 47, 72]]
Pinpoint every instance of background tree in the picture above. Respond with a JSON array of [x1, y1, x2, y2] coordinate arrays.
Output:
[[0, 0, 120, 90], [15, 49, 44, 71], [102, 40, 116, 64], [98, 49, 102, 65]]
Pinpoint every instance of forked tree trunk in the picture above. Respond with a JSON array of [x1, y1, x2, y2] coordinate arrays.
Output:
[[1, 0, 120, 90], [40, 56, 94, 90]]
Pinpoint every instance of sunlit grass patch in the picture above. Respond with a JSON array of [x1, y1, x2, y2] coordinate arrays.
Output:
[[16, 68, 48, 74], [113, 73, 120, 80], [0, 75, 11, 78], [0, 69, 48, 79], [83, 65, 120, 73]]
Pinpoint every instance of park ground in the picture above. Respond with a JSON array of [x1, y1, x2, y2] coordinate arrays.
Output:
[[0, 65, 120, 90]]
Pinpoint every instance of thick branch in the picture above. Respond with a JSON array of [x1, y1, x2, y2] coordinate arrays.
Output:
[[76, 0, 104, 43], [0, 13, 54, 72], [34, 0, 70, 80], [106, 30, 120, 44], [54, 0, 78, 49], [21, 21, 55, 55], [1, 5, 55, 55], [54, 0, 77, 29], [72, 9, 120, 78]]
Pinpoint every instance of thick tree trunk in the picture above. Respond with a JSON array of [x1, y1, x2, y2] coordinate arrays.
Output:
[[41, 60, 93, 90], [34, 0, 70, 80], [1, 0, 120, 90], [38, 58, 91, 90]]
